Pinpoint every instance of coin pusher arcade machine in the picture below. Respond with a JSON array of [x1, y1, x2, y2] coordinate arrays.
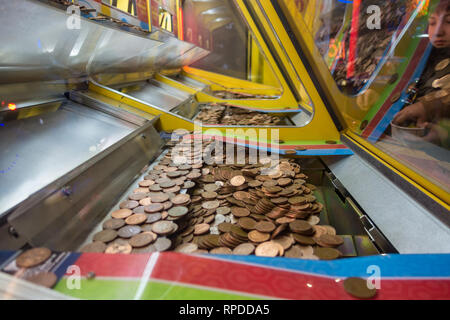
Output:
[[0, 0, 449, 299]]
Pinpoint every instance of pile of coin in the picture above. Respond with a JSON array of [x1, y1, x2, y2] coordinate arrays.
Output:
[[79, 137, 214, 254], [81, 133, 343, 260], [213, 90, 275, 100], [195, 104, 283, 126]]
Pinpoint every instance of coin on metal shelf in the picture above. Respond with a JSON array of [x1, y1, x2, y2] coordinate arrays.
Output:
[[105, 242, 132, 254], [168, 206, 189, 218], [255, 221, 276, 233], [150, 193, 170, 203], [111, 209, 133, 219], [231, 207, 250, 217], [289, 220, 313, 234], [152, 221, 176, 235], [144, 203, 164, 213], [139, 180, 155, 187], [16, 248, 52, 269], [103, 218, 126, 230], [139, 198, 152, 206], [317, 234, 344, 247], [210, 247, 233, 255], [343, 277, 377, 299], [93, 229, 117, 243], [118, 225, 141, 239], [248, 230, 270, 243], [154, 237, 172, 252], [314, 247, 341, 260], [171, 194, 190, 205], [238, 217, 258, 230], [147, 212, 162, 223], [230, 175, 246, 187], [175, 243, 199, 254], [194, 223, 210, 235], [255, 242, 279, 257], [284, 245, 302, 258], [202, 200, 220, 210], [129, 232, 156, 248], [25, 272, 58, 288], [79, 242, 107, 253], [285, 150, 297, 155], [125, 214, 147, 225], [120, 200, 139, 210], [232, 243, 255, 256]]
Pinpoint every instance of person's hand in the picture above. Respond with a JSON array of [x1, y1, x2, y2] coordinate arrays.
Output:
[[422, 122, 448, 146], [393, 102, 428, 128]]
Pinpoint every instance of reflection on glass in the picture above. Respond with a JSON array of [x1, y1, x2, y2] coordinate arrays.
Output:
[[181, 0, 282, 96], [282, 0, 450, 195]]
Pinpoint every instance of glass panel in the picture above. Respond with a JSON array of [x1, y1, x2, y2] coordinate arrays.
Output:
[[282, 0, 450, 195], [102, 0, 137, 16], [181, 0, 283, 96]]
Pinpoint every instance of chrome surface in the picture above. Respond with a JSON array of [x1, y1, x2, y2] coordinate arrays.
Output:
[[323, 154, 450, 253], [0, 0, 209, 91], [7, 118, 163, 251], [0, 99, 137, 218]]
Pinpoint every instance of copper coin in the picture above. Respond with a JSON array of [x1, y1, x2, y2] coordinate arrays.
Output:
[[218, 222, 233, 233], [307, 215, 320, 225], [160, 180, 176, 188], [255, 242, 279, 257], [154, 237, 172, 252], [255, 221, 276, 233], [289, 220, 313, 234], [25, 272, 58, 288], [79, 242, 107, 253], [272, 235, 294, 250], [168, 206, 189, 217], [171, 194, 190, 205], [314, 247, 341, 260], [263, 180, 278, 188], [111, 209, 133, 219], [204, 184, 220, 192], [248, 180, 263, 187], [162, 201, 173, 210], [93, 229, 117, 242], [285, 245, 302, 258], [231, 207, 250, 217], [15, 248, 52, 269], [277, 178, 292, 187], [164, 186, 181, 193], [105, 242, 132, 254], [232, 243, 255, 256], [132, 244, 157, 254], [175, 243, 199, 254], [147, 212, 162, 223], [125, 214, 147, 225], [216, 207, 231, 215], [139, 180, 155, 187], [152, 221, 176, 235], [248, 230, 270, 243], [129, 232, 156, 248], [183, 181, 196, 189], [292, 233, 316, 246], [139, 198, 152, 206], [202, 191, 218, 199], [133, 206, 146, 214], [150, 193, 170, 203], [210, 247, 233, 255], [202, 200, 220, 210], [294, 146, 307, 151], [238, 217, 258, 230], [288, 196, 307, 205], [343, 277, 377, 299], [120, 200, 139, 210], [285, 150, 297, 155], [149, 184, 162, 192], [194, 223, 210, 235], [230, 175, 246, 187], [118, 225, 141, 238], [129, 193, 148, 201], [103, 219, 126, 230], [144, 203, 164, 213], [317, 234, 344, 247]]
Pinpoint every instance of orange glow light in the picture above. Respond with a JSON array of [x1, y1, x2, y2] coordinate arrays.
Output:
[[8, 103, 17, 111]]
